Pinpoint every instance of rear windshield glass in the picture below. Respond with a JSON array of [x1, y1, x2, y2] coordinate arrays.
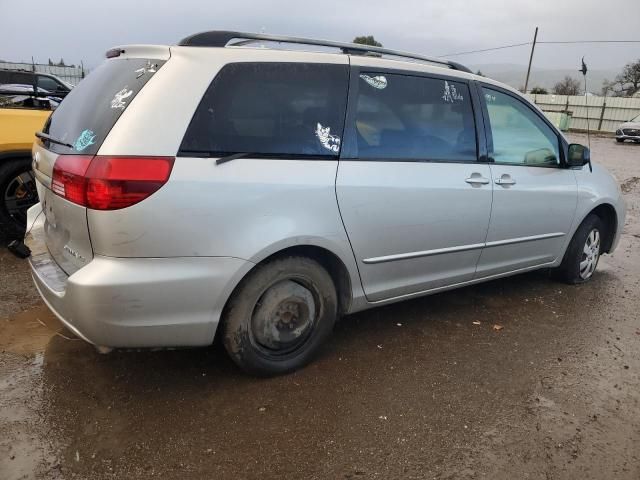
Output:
[[179, 62, 349, 158], [42, 57, 165, 155]]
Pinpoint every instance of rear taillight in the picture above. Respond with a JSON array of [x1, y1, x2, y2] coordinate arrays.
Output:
[[51, 155, 92, 205], [51, 156, 174, 210]]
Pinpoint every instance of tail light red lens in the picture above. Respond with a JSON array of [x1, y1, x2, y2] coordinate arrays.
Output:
[[51, 155, 92, 205], [51, 156, 174, 210]]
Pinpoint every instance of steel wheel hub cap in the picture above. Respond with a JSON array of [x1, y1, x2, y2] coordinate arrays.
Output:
[[579, 229, 600, 280], [251, 280, 316, 352]]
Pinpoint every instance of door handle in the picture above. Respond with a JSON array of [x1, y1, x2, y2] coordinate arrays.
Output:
[[465, 173, 490, 185], [495, 174, 516, 186]]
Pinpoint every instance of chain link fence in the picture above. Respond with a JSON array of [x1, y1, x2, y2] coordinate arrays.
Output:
[[0, 61, 87, 86]]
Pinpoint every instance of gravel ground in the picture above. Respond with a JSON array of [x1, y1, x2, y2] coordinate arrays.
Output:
[[1, 134, 639, 479]]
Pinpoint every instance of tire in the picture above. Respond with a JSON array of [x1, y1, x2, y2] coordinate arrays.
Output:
[[616, 138, 624, 143], [222, 255, 338, 376], [0, 157, 38, 241], [554, 214, 604, 284]]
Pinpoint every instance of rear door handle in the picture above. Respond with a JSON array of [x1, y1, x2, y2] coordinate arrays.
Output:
[[495, 174, 516, 186], [465, 173, 490, 185]]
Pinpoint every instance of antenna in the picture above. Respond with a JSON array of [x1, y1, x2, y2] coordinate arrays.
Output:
[[580, 57, 592, 172]]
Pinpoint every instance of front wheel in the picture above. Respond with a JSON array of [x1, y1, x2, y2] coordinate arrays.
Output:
[[553, 214, 604, 284], [222, 256, 337, 376], [0, 157, 39, 241], [615, 138, 624, 143]]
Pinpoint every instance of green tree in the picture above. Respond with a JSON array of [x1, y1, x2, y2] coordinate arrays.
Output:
[[530, 87, 548, 94], [352, 35, 383, 47]]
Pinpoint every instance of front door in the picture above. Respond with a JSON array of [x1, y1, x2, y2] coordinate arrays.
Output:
[[475, 86, 578, 277], [337, 70, 493, 302]]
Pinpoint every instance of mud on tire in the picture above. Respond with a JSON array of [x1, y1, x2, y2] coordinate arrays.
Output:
[[221, 255, 338, 376]]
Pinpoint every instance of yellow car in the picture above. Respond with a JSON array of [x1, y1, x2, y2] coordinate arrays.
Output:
[[0, 76, 60, 240]]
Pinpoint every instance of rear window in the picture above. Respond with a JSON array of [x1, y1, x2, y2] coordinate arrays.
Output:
[[179, 62, 349, 158], [43, 57, 166, 155]]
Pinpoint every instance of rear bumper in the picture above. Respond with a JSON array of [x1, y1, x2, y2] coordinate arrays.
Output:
[[25, 206, 253, 348]]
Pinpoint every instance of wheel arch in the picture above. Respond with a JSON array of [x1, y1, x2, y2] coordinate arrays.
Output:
[[590, 203, 618, 253], [257, 244, 354, 315], [220, 242, 358, 329], [0, 150, 32, 163], [572, 202, 618, 254]]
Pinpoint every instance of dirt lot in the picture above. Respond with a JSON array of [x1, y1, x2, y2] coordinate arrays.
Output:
[[1, 134, 639, 480]]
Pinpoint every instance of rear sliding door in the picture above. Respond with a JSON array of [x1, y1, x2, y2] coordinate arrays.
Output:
[[336, 69, 493, 301]]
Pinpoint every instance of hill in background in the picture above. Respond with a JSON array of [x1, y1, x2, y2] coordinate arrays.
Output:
[[470, 63, 617, 94]]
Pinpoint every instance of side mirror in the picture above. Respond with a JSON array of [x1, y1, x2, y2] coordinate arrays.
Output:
[[567, 143, 590, 167]]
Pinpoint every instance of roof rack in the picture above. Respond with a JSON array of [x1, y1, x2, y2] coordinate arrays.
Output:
[[177, 31, 472, 74]]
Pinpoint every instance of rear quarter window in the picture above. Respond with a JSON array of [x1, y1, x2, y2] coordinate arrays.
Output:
[[179, 62, 349, 158], [43, 58, 165, 155]]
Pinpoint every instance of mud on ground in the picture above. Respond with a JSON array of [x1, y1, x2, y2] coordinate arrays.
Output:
[[1, 134, 639, 479]]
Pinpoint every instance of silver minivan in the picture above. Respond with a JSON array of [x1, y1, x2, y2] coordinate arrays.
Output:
[[25, 32, 626, 375]]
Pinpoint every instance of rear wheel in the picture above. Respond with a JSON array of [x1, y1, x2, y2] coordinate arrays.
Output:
[[0, 157, 38, 241], [554, 214, 604, 284], [222, 256, 337, 376]]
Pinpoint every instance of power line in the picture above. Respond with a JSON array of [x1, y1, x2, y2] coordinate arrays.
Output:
[[539, 40, 640, 44], [438, 39, 640, 58], [437, 42, 530, 58]]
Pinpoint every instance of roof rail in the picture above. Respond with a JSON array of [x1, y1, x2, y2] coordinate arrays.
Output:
[[177, 31, 473, 74]]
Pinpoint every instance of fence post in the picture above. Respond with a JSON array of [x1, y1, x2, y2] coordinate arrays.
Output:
[[565, 98, 569, 113], [597, 99, 607, 131]]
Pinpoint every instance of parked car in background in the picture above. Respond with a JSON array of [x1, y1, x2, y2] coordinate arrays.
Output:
[[0, 84, 64, 109], [0, 69, 72, 97], [0, 69, 70, 240], [615, 113, 640, 143], [24, 32, 626, 376]]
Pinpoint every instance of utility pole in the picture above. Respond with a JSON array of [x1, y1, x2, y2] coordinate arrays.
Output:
[[523, 26, 538, 94]]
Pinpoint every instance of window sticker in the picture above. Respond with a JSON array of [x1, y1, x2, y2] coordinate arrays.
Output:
[[73, 129, 97, 151], [315, 123, 341, 153], [134, 60, 158, 79], [442, 81, 464, 103], [485, 93, 497, 103], [110, 87, 133, 109], [360, 74, 388, 90]]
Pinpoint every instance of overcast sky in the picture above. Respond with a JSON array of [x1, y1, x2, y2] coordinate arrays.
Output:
[[1, 0, 638, 72]]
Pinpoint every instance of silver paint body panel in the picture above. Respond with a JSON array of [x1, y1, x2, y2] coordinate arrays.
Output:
[[475, 164, 578, 277], [336, 161, 492, 301]]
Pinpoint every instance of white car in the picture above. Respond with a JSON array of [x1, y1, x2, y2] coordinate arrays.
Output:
[[615, 113, 640, 143]]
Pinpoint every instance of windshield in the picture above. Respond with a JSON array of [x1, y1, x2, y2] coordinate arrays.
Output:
[[43, 57, 165, 154]]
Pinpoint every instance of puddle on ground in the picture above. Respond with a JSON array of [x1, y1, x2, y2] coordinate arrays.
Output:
[[0, 305, 66, 355], [0, 306, 68, 480]]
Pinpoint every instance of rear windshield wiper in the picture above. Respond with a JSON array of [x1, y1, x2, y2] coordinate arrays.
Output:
[[216, 152, 253, 165], [35, 131, 74, 149], [179, 150, 253, 165]]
